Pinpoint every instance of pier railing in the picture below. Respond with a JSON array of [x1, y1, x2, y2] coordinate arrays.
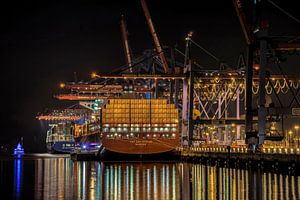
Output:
[[178, 146, 300, 155]]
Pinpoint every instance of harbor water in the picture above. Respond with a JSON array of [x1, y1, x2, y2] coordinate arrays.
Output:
[[1, 155, 300, 199]]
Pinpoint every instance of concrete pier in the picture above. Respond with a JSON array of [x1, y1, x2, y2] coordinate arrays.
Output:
[[177, 146, 300, 174]]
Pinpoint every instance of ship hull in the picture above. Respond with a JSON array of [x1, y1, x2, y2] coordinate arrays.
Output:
[[102, 138, 179, 154], [47, 141, 75, 154]]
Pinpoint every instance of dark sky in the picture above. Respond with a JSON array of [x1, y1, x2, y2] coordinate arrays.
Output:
[[0, 0, 299, 151]]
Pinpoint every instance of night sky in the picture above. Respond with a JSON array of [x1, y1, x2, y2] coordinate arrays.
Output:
[[0, 0, 298, 152]]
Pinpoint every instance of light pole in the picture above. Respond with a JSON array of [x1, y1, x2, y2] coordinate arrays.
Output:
[[295, 125, 299, 148], [288, 130, 293, 147]]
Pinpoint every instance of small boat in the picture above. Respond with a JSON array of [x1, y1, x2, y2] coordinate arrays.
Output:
[[13, 142, 24, 157]]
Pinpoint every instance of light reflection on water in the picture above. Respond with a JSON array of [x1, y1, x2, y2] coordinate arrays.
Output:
[[13, 158, 23, 199], [1, 157, 300, 199]]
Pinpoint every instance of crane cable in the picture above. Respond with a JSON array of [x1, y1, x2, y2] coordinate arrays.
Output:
[[190, 39, 220, 62], [267, 0, 300, 25]]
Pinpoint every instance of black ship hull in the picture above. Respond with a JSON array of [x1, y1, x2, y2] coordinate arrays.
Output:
[[47, 141, 75, 154]]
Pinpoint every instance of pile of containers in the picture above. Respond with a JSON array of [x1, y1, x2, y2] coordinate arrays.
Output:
[[102, 99, 179, 138]]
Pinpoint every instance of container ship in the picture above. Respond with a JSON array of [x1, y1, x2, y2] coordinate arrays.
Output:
[[102, 99, 180, 154], [37, 0, 185, 155], [38, 106, 102, 153], [46, 122, 75, 153]]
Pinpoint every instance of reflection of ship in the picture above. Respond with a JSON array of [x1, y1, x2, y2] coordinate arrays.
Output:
[[46, 122, 75, 153], [102, 99, 180, 154]]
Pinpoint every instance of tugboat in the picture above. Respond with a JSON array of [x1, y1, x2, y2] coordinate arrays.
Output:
[[13, 138, 25, 157]]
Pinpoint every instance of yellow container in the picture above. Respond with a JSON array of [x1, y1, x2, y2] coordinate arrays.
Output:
[[103, 99, 178, 126]]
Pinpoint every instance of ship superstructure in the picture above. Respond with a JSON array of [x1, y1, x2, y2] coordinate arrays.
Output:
[[46, 122, 75, 153], [37, 106, 100, 153]]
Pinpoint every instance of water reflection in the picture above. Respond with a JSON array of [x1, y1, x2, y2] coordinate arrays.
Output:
[[102, 163, 179, 200], [5, 158, 300, 199], [13, 158, 23, 199]]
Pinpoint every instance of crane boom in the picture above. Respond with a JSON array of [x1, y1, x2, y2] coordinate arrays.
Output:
[[140, 0, 169, 73], [120, 15, 133, 72], [232, 0, 254, 45]]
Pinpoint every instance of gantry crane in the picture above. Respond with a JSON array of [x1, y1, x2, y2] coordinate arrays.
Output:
[[232, 0, 300, 148]]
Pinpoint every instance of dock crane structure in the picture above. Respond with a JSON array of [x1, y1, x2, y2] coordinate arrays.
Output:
[[140, 0, 169, 74], [120, 15, 133, 72], [232, 0, 300, 148]]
